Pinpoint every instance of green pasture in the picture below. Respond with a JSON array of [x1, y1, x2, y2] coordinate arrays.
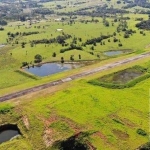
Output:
[[0, 0, 150, 150], [0, 58, 149, 150], [0, 13, 150, 89]]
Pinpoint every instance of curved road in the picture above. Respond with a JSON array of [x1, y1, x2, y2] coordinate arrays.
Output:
[[0, 52, 150, 102]]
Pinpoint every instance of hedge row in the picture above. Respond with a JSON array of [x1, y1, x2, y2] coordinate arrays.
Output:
[[60, 46, 83, 53]]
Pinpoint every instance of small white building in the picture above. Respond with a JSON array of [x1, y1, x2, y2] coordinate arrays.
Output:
[[54, 18, 62, 22], [56, 29, 63, 32]]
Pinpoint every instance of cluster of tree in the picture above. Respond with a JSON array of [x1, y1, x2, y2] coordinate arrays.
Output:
[[75, 5, 97, 12], [103, 18, 109, 27], [7, 31, 37, 41], [31, 34, 72, 45], [116, 21, 128, 32], [139, 30, 146, 36], [33, 8, 54, 15], [7, 32, 20, 38], [39, 0, 55, 2], [22, 31, 39, 36], [124, 29, 136, 34], [85, 35, 111, 45], [123, 29, 136, 38], [21, 42, 26, 48], [139, 10, 150, 14], [7, 31, 40, 39], [123, 0, 150, 9], [0, 20, 7, 26], [60, 44, 83, 53], [80, 19, 99, 24], [74, 2, 86, 5], [56, 5, 63, 9], [137, 2, 150, 9], [58, 7, 128, 17], [136, 20, 150, 30], [95, 6, 128, 15], [123, 3, 136, 9], [135, 18, 144, 21], [69, 54, 82, 61]]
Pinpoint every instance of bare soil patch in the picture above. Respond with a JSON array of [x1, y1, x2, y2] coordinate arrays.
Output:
[[112, 129, 129, 140]]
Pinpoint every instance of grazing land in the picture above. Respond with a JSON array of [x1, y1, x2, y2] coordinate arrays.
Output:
[[0, 0, 150, 149]]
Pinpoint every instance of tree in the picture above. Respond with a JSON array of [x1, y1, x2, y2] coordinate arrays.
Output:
[[30, 43, 34, 47], [124, 33, 129, 38], [118, 43, 123, 47], [61, 57, 64, 63], [22, 62, 28, 67], [34, 54, 42, 63], [90, 46, 94, 50], [70, 55, 74, 61], [97, 54, 100, 58], [52, 52, 56, 57], [79, 54, 81, 59], [21, 42, 26, 48]]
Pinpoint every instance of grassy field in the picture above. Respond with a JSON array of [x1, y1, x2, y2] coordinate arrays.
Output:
[[0, 0, 150, 149], [0, 12, 150, 90], [0, 58, 149, 150]]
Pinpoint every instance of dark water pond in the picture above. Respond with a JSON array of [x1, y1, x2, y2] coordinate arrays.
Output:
[[0, 124, 21, 144], [104, 50, 131, 56], [113, 70, 143, 83], [100, 68, 144, 84], [24, 63, 82, 77]]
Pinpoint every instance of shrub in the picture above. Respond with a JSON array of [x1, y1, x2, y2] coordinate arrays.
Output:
[[118, 43, 122, 47], [136, 129, 147, 136], [124, 33, 129, 38], [22, 62, 28, 67], [0, 104, 13, 114], [52, 52, 56, 57]]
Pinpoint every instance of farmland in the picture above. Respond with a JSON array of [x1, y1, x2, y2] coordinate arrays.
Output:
[[0, 0, 150, 149], [0, 13, 150, 89]]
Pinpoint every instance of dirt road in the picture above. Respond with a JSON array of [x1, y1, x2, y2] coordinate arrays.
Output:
[[0, 52, 150, 102]]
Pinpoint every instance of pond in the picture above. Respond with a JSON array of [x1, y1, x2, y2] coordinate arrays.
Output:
[[0, 124, 21, 144], [99, 67, 144, 84], [104, 50, 131, 56], [24, 63, 82, 77]]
